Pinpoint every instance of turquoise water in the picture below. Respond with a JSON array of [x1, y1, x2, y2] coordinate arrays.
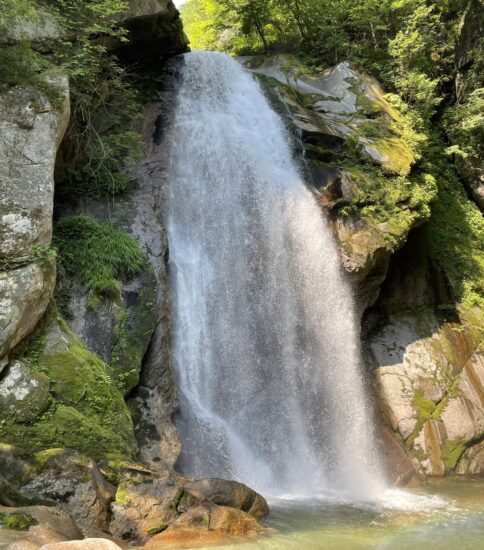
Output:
[[203, 478, 484, 550]]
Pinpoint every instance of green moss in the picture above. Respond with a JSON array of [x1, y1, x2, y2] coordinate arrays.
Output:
[[0, 512, 38, 531], [442, 440, 467, 471], [364, 137, 413, 175], [0, 316, 137, 462], [0, 43, 64, 108], [109, 285, 156, 396], [414, 390, 436, 424], [54, 216, 143, 309], [115, 483, 132, 506]]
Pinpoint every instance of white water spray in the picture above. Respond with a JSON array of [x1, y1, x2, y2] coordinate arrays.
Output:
[[166, 51, 385, 501]]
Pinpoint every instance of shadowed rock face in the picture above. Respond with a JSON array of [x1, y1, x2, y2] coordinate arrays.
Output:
[[452, 0, 484, 212]]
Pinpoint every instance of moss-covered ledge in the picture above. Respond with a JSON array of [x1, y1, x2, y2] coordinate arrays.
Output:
[[0, 307, 138, 462]]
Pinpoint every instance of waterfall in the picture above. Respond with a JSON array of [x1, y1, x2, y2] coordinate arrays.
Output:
[[166, 51, 384, 501]]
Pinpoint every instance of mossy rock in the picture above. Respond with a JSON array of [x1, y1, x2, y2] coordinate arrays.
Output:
[[0, 511, 38, 531], [0, 313, 138, 462], [0, 360, 51, 423]]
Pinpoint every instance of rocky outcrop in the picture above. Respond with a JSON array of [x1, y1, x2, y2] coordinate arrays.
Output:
[[109, 464, 268, 545], [57, 78, 182, 469], [244, 55, 430, 310], [21, 450, 116, 535], [0, 313, 138, 463], [365, 231, 484, 477], [114, 0, 188, 67], [0, 78, 69, 363]]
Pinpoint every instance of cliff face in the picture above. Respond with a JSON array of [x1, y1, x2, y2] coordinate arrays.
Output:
[[244, 54, 483, 482], [0, 4, 483, 546]]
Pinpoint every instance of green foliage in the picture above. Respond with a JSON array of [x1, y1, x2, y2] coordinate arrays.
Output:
[[445, 86, 484, 174], [33, 245, 57, 269], [0, 42, 54, 97], [428, 165, 484, 311], [0, 0, 141, 199], [54, 216, 143, 309]]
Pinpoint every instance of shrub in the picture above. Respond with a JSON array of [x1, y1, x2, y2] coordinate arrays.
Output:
[[54, 216, 143, 309]]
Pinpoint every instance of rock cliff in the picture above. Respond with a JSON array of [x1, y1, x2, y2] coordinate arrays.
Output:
[[243, 54, 483, 481], [0, 1, 483, 547]]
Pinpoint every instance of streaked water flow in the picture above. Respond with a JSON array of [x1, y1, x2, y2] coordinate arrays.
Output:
[[166, 51, 384, 501]]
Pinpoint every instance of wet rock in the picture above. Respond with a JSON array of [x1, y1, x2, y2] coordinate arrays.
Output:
[[0, 505, 82, 550], [109, 466, 268, 544], [377, 426, 418, 486], [125, 92, 184, 469], [21, 449, 116, 534], [184, 478, 269, 518], [109, 469, 202, 543], [145, 503, 264, 548]]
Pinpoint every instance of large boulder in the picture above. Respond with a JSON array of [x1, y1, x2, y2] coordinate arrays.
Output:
[[145, 503, 264, 549], [0, 505, 82, 550], [21, 449, 116, 535], [184, 478, 269, 519], [109, 466, 268, 544], [0, 77, 69, 363]]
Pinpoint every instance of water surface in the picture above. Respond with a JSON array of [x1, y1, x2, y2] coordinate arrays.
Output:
[[199, 479, 484, 550]]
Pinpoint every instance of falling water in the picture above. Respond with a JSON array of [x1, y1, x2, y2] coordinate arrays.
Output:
[[166, 51, 384, 501]]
